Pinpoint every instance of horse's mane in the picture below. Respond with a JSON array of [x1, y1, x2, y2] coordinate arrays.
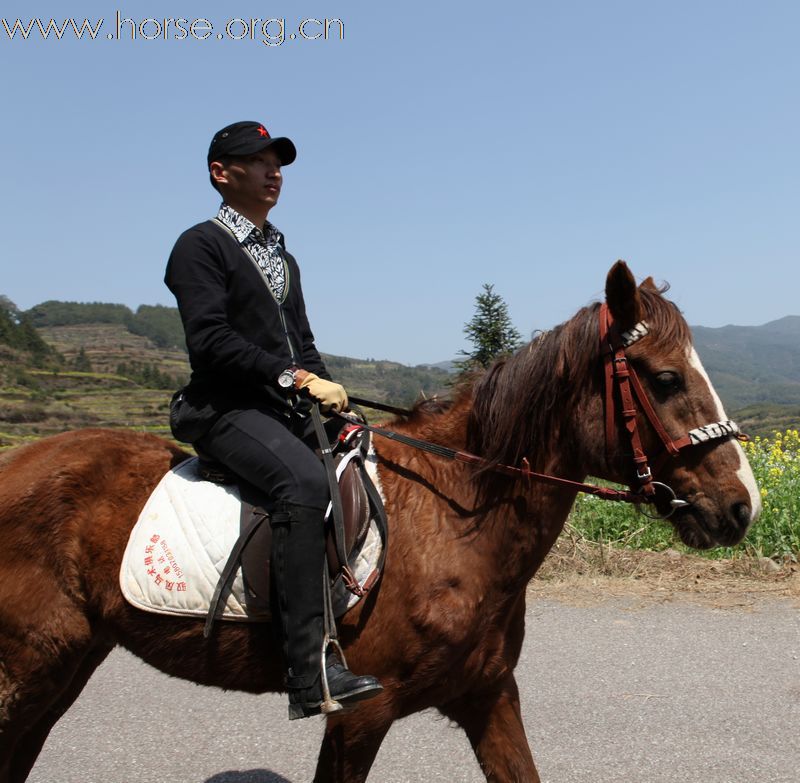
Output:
[[465, 284, 689, 488]]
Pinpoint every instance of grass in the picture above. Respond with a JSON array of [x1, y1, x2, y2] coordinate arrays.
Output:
[[568, 429, 800, 561]]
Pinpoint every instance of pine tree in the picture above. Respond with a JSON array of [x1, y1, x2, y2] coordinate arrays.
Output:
[[456, 284, 522, 375]]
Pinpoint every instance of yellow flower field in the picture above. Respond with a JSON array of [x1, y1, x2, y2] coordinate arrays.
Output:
[[569, 430, 800, 560]]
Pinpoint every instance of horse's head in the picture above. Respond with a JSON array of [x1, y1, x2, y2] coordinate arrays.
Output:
[[467, 261, 760, 549], [600, 260, 761, 548]]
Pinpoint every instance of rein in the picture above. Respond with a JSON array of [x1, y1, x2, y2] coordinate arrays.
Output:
[[334, 409, 642, 504], [341, 304, 743, 518]]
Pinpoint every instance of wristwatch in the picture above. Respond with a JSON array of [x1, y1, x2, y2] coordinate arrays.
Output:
[[277, 366, 299, 390]]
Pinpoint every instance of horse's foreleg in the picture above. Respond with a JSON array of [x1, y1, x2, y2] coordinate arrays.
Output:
[[313, 700, 394, 783], [0, 590, 95, 783], [442, 675, 540, 783], [6, 643, 112, 783]]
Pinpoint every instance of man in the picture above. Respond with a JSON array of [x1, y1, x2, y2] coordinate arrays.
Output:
[[164, 120, 382, 720]]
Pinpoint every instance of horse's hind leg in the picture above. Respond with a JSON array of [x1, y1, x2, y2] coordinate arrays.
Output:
[[4, 642, 112, 783], [441, 675, 540, 783]]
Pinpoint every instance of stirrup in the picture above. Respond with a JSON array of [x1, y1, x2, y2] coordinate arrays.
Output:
[[319, 633, 347, 715]]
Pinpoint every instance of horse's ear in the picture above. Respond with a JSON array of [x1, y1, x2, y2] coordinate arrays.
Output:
[[640, 276, 658, 292], [605, 260, 642, 330]]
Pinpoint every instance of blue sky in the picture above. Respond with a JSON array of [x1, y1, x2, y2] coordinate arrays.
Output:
[[1, 1, 798, 365]]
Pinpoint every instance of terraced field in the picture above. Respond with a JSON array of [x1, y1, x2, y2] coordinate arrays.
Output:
[[0, 324, 187, 451], [0, 322, 449, 451]]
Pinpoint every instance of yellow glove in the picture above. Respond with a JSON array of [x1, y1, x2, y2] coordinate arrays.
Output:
[[297, 372, 348, 413]]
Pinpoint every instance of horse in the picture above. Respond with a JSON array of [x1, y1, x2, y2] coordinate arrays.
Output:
[[0, 262, 760, 783]]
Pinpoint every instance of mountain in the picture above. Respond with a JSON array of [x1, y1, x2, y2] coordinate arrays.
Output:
[[1, 297, 798, 451], [691, 316, 800, 409]]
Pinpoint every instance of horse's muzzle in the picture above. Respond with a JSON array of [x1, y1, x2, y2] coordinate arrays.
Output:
[[670, 494, 753, 549]]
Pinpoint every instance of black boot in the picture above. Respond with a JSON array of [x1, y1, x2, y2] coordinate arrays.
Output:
[[269, 502, 382, 720]]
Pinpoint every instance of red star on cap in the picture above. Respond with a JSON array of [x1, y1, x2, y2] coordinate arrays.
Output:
[[257, 125, 270, 138]]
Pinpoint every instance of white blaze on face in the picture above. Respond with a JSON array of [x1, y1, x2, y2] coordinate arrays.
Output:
[[687, 347, 762, 520]]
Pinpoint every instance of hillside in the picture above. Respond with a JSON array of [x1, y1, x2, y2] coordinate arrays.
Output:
[[1, 297, 799, 450], [17, 300, 453, 405], [0, 322, 185, 450], [0, 301, 452, 451], [733, 404, 800, 439], [691, 316, 800, 408]]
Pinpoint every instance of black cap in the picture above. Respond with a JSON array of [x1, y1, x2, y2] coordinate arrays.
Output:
[[207, 121, 297, 167]]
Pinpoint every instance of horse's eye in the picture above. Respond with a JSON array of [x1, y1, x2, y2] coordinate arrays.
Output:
[[654, 371, 680, 389]]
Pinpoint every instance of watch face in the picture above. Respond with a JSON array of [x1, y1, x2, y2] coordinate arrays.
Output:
[[278, 369, 294, 389]]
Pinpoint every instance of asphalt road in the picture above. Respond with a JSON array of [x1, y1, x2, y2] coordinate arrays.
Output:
[[28, 595, 800, 783]]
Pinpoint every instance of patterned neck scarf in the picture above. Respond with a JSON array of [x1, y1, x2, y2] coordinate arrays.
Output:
[[216, 203, 287, 302]]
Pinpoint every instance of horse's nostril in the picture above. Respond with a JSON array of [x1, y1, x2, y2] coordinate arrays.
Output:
[[731, 502, 752, 529]]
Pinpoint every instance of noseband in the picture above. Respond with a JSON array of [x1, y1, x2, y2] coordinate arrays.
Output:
[[599, 303, 742, 511]]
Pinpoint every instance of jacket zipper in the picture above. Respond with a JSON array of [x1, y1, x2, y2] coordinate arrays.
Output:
[[213, 217, 296, 363], [277, 305, 297, 365]]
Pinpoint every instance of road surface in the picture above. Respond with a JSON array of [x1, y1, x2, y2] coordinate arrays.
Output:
[[28, 594, 800, 783]]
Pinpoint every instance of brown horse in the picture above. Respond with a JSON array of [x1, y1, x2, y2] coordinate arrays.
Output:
[[0, 262, 760, 783]]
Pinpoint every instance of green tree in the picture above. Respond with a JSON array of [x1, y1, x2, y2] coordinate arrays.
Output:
[[0, 295, 58, 365], [73, 346, 93, 372], [128, 304, 185, 350], [456, 283, 522, 375], [25, 300, 132, 327]]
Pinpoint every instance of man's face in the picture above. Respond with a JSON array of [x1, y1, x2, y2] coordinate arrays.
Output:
[[212, 148, 283, 215]]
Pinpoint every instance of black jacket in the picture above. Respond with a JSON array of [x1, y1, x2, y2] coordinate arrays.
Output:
[[165, 218, 331, 434]]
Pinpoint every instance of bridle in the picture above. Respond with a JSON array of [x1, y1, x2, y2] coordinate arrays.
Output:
[[337, 303, 744, 519], [599, 303, 743, 514]]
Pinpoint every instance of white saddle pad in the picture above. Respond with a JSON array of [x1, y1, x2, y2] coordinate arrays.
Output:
[[120, 454, 385, 622]]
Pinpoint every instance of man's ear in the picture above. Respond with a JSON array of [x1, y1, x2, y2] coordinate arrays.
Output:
[[605, 260, 642, 330], [209, 160, 228, 189]]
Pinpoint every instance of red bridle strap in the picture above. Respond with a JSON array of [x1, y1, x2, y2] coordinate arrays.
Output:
[[600, 304, 658, 496], [599, 304, 742, 495]]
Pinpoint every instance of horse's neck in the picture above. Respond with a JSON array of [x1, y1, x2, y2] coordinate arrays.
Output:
[[381, 399, 583, 592]]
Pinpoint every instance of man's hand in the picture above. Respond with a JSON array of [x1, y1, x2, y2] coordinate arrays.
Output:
[[296, 372, 348, 413]]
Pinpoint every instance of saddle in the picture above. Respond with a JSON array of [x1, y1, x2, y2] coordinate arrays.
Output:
[[198, 419, 388, 635]]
